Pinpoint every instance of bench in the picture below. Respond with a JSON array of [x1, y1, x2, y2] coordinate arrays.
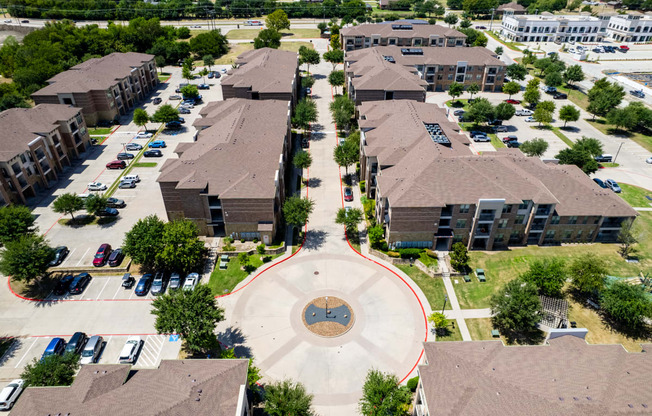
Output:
[[463, 275, 471, 283], [491, 330, 500, 337], [219, 261, 228, 270], [476, 269, 486, 282], [220, 254, 230, 262]]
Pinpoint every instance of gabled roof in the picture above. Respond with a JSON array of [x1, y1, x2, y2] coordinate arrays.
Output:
[[221, 48, 298, 95], [497, 1, 526, 11], [348, 45, 505, 68], [158, 99, 290, 199], [346, 50, 428, 92], [341, 22, 466, 39]]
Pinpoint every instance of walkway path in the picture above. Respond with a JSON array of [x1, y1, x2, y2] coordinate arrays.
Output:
[[438, 253, 472, 341]]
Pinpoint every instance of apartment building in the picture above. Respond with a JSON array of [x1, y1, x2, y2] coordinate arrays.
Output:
[[32, 52, 157, 126], [341, 22, 467, 51], [221, 48, 300, 106], [0, 104, 90, 205], [606, 11, 652, 42], [157, 99, 291, 242], [413, 335, 652, 416], [346, 46, 506, 93], [501, 12, 604, 43], [496, 1, 526, 15]]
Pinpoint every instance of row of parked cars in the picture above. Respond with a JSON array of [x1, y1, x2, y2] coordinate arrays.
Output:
[[131, 272, 200, 296], [41, 333, 143, 365]]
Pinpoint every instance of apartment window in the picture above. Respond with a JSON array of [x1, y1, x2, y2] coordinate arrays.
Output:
[[564, 230, 572, 239], [577, 230, 583, 239], [568, 216, 578, 225], [502, 205, 512, 214], [459, 204, 470, 214], [498, 219, 508, 229], [453, 234, 463, 243], [495, 234, 504, 242], [515, 215, 525, 225], [518, 200, 529, 210], [456, 219, 467, 228], [510, 230, 520, 238], [550, 215, 560, 225], [545, 230, 555, 239], [448, 74, 453, 80], [438, 65, 444, 71], [582, 216, 589, 224], [476, 74, 482, 80]]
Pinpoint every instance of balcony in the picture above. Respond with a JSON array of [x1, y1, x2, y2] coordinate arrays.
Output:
[[440, 208, 453, 218], [601, 220, 624, 229], [16, 175, 28, 189], [530, 223, 546, 231], [478, 213, 495, 222], [535, 209, 550, 217], [39, 161, 51, 173], [210, 215, 224, 223], [474, 227, 492, 237]]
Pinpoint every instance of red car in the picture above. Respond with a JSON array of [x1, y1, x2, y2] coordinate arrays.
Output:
[[92, 243, 112, 267], [344, 187, 353, 202], [619, 45, 629, 51], [505, 99, 521, 104]]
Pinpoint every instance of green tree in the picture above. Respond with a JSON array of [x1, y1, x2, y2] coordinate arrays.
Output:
[[0, 205, 36, 245], [601, 282, 652, 332], [264, 379, 316, 416], [460, 18, 472, 28], [502, 81, 521, 99], [491, 279, 543, 342], [266, 9, 291, 32], [444, 13, 459, 26], [237, 251, 250, 270], [563, 64, 584, 87], [559, 104, 580, 127], [298, 46, 320, 74], [587, 78, 625, 119], [189, 30, 229, 58], [323, 48, 344, 70], [180, 84, 199, 100], [202, 54, 214, 71], [359, 369, 411, 416], [544, 70, 563, 88], [292, 98, 318, 133], [335, 207, 364, 233], [574, 136, 603, 157], [448, 82, 464, 101], [52, 193, 84, 221], [472, 32, 488, 47], [283, 197, 315, 229], [133, 108, 150, 132], [198, 67, 209, 84], [368, 225, 385, 249], [466, 82, 480, 100], [428, 312, 450, 335], [333, 140, 359, 174], [555, 148, 599, 174], [330, 95, 355, 131], [523, 78, 541, 106], [254, 29, 282, 49], [520, 258, 566, 297], [495, 102, 515, 121], [568, 0, 583, 11], [495, 46, 504, 56], [317, 22, 328, 34], [533, 105, 553, 126], [569, 253, 607, 295], [293, 150, 313, 170], [85, 193, 108, 215], [449, 242, 470, 272], [533, 57, 552, 76], [466, 97, 495, 124], [328, 70, 345, 95], [0, 234, 54, 284], [159, 220, 205, 275], [506, 63, 527, 81], [151, 104, 180, 123], [177, 26, 191, 39], [519, 138, 549, 157], [618, 219, 638, 259], [607, 106, 639, 132], [302, 76, 315, 89], [122, 215, 166, 270], [182, 66, 193, 83], [152, 284, 224, 354], [21, 353, 79, 387], [330, 33, 341, 50]]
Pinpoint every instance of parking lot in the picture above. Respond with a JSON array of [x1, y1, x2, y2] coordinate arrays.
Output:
[[45, 274, 160, 301]]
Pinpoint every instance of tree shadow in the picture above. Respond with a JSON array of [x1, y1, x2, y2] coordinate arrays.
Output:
[[302, 229, 328, 251], [312, 74, 326, 80], [502, 327, 546, 345], [310, 123, 325, 132], [309, 131, 326, 141], [306, 177, 321, 188], [560, 126, 580, 133], [217, 326, 253, 358]]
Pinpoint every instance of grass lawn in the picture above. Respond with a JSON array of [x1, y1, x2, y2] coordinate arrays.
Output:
[[435, 323, 463, 342], [396, 265, 451, 311], [485, 30, 524, 51], [215, 42, 314, 65], [587, 118, 652, 153], [208, 253, 281, 295], [58, 215, 118, 227], [458, 122, 502, 149], [551, 126, 575, 147], [491, 134, 506, 149], [158, 72, 171, 82], [600, 162, 620, 168], [133, 162, 158, 168], [227, 28, 320, 40], [466, 318, 498, 341], [419, 252, 438, 268], [618, 183, 652, 208], [445, 99, 472, 111], [88, 127, 113, 135]]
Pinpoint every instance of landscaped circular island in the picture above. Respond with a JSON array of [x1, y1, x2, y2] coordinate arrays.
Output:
[[302, 296, 354, 337]]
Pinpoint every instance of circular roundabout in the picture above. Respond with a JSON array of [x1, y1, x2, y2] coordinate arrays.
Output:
[[302, 296, 355, 337]]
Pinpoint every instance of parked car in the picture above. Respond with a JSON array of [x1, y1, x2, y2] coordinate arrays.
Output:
[[221, 68, 227, 73], [119, 336, 142, 364], [207, 72, 214, 79], [80, 335, 103, 364], [647, 156, 652, 164], [53, 274, 75, 296], [183, 273, 199, 291], [198, 83, 209, 90], [213, 71, 221, 78], [151, 272, 167, 295], [65, 332, 87, 355], [135, 274, 153, 296], [108, 248, 124, 267], [178, 107, 191, 114], [344, 187, 353, 201], [473, 134, 490, 142], [169, 273, 182, 290], [87, 182, 107, 191], [125, 143, 142, 151], [543, 86, 557, 94], [118, 179, 136, 189], [166, 121, 182, 129], [488, 119, 503, 126], [176, 117, 185, 124], [493, 125, 508, 132], [524, 116, 536, 122], [469, 131, 485, 138], [135, 132, 153, 139], [630, 89, 645, 98], [505, 99, 521, 104], [547, 52, 558, 57], [41, 338, 66, 361], [619, 45, 630, 52], [169, 95, 182, 100], [117, 152, 135, 160], [106, 197, 126, 209], [49, 246, 69, 266], [516, 109, 533, 116], [605, 179, 621, 193], [475, 25, 487, 29], [153, 97, 162, 105], [301, 137, 309, 148], [69, 273, 92, 294], [97, 207, 119, 217], [122, 273, 135, 289], [502, 135, 518, 143], [21, 20, 29, 23], [594, 154, 613, 163], [106, 160, 126, 169], [0, 379, 24, 410], [149, 140, 166, 148], [453, 109, 465, 116], [93, 244, 112, 267], [506, 141, 521, 148], [123, 174, 140, 183], [143, 150, 163, 157], [180, 102, 194, 109], [553, 92, 568, 99]]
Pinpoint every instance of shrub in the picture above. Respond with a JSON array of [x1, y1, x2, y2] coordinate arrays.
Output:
[[407, 376, 419, 392], [223, 244, 236, 252], [224, 236, 234, 244], [262, 255, 272, 263], [359, 180, 366, 192], [388, 251, 400, 258], [253, 238, 259, 243], [379, 241, 388, 251], [240, 238, 245, 243], [425, 249, 437, 258], [398, 248, 422, 259], [257, 243, 266, 254]]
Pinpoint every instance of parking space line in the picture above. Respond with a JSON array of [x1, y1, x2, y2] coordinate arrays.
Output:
[[95, 278, 111, 300], [60, 247, 76, 267], [75, 247, 91, 267], [15, 338, 39, 368], [111, 283, 123, 300]]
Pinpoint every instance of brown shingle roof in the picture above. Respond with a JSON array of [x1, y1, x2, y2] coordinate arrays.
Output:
[[348, 45, 506, 68], [10, 359, 249, 416], [158, 98, 290, 199], [32, 52, 154, 96], [341, 22, 466, 39], [497, 1, 526, 11], [346, 51, 428, 92], [419, 335, 652, 416], [221, 48, 298, 95], [0, 104, 80, 161]]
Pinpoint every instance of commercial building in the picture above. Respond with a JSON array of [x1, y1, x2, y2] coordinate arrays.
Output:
[[606, 11, 652, 42], [32, 52, 158, 126], [158, 99, 291, 242], [221, 48, 300, 106], [341, 22, 467, 51], [501, 12, 605, 43], [413, 335, 652, 416], [10, 359, 251, 416], [0, 104, 90, 205], [345, 46, 507, 93]]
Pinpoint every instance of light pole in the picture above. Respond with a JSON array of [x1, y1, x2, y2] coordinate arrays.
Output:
[[489, 8, 495, 32], [441, 295, 448, 314], [613, 142, 623, 164]]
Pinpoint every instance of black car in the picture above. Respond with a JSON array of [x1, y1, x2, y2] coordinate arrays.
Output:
[[108, 248, 124, 267], [553, 92, 568, 99], [107, 197, 126, 208], [506, 141, 521, 148], [69, 273, 92, 294], [49, 246, 69, 267], [53, 274, 75, 296], [593, 178, 607, 188], [153, 97, 162, 105], [117, 152, 135, 160], [301, 137, 309, 148], [166, 120, 182, 130], [144, 149, 163, 157], [176, 117, 185, 123], [64, 332, 87, 355], [453, 109, 465, 116], [97, 207, 119, 217], [135, 274, 153, 296]]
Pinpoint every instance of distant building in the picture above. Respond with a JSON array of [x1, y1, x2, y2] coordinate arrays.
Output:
[[32, 52, 157, 126], [340, 23, 467, 51], [606, 11, 652, 42], [11, 359, 251, 416], [501, 12, 605, 43], [496, 1, 527, 15], [158, 99, 291, 242], [0, 104, 90, 205]]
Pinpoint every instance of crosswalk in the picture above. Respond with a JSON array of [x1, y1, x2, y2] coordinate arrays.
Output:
[[134, 335, 166, 368]]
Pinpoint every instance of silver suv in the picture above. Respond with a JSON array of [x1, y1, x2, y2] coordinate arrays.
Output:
[[169, 273, 182, 290], [150, 272, 167, 295]]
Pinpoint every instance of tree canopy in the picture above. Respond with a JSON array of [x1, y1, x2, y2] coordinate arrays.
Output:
[[292, 98, 318, 132], [502, 81, 521, 99], [588, 78, 625, 119], [335, 207, 364, 233], [293, 150, 313, 170], [21, 353, 79, 387], [264, 379, 316, 416], [151, 104, 179, 123], [519, 138, 549, 157], [328, 70, 346, 94], [506, 63, 527, 81], [601, 282, 652, 332], [520, 258, 566, 297], [359, 369, 411, 416], [298, 46, 320, 73], [266, 9, 291, 32], [559, 104, 580, 127], [283, 197, 315, 229], [254, 29, 282, 49], [52, 193, 84, 221], [0, 234, 54, 283], [330, 95, 355, 131], [0, 204, 36, 246], [449, 242, 470, 272], [159, 220, 206, 275], [569, 253, 607, 295], [323, 49, 344, 70], [122, 215, 166, 270], [491, 279, 543, 343], [448, 82, 464, 100]]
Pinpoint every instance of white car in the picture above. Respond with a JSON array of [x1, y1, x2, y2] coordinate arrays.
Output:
[[473, 135, 490, 142], [87, 182, 107, 191], [180, 103, 194, 109], [0, 379, 24, 410], [118, 336, 142, 364], [135, 132, 153, 139], [524, 116, 536, 122], [515, 109, 533, 116], [646, 156, 652, 164], [221, 68, 227, 73], [183, 273, 199, 291]]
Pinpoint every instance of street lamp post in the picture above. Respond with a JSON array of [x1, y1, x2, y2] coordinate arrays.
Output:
[[442, 295, 448, 314]]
